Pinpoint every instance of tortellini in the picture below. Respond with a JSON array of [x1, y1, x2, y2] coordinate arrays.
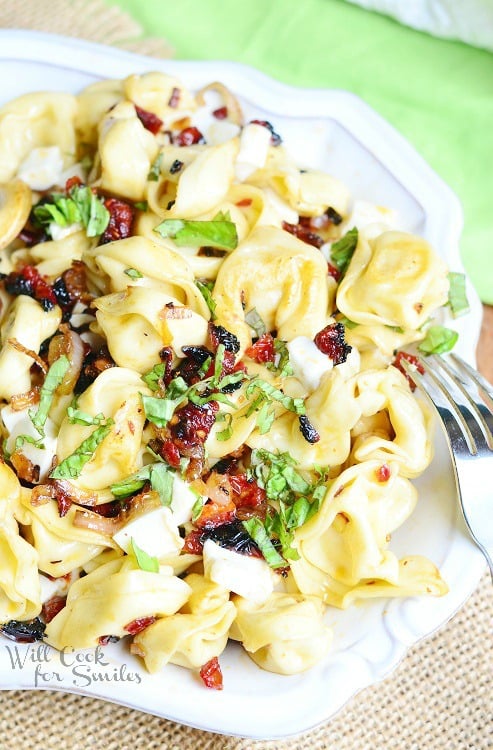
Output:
[[132, 574, 236, 672], [230, 592, 332, 674]]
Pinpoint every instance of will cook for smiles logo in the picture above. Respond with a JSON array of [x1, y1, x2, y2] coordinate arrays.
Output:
[[4, 642, 142, 688]]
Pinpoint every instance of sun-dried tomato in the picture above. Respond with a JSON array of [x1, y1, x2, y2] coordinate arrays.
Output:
[[75, 346, 116, 394], [298, 415, 320, 444], [199, 657, 223, 690], [208, 323, 240, 354], [65, 175, 83, 192], [135, 105, 163, 134], [392, 351, 425, 391], [327, 262, 341, 281], [213, 106, 228, 120], [4, 265, 57, 311], [171, 401, 219, 450], [183, 529, 204, 554], [195, 498, 236, 529], [175, 126, 205, 147], [314, 322, 352, 365], [229, 473, 266, 508], [282, 220, 324, 249], [98, 635, 120, 646], [124, 616, 157, 635], [41, 595, 66, 623], [55, 487, 72, 518], [178, 345, 213, 384], [160, 438, 181, 468], [100, 198, 134, 245], [1, 618, 46, 643], [245, 333, 276, 363]]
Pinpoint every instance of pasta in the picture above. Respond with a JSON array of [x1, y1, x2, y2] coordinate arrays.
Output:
[[0, 70, 459, 691]]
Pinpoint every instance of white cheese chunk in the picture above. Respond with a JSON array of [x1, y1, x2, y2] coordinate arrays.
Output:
[[17, 146, 64, 191], [207, 120, 241, 145], [235, 123, 272, 181], [1, 405, 58, 482], [171, 474, 203, 525], [112, 506, 184, 559], [344, 200, 399, 239], [287, 336, 333, 392], [203, 539, 274, 605], [49, 222, 83, 241]]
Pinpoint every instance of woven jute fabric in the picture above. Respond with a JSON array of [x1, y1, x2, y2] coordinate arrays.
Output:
[[0, 2, 492, 747]]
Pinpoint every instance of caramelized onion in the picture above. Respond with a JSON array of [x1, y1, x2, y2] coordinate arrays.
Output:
[[73, 490, 161, 536], [47, 324, 84, 394], [52, 479, 98, 507], [7, 338, 47, 374], [10, 386, 40, 411], [204, 473, 233, 506]]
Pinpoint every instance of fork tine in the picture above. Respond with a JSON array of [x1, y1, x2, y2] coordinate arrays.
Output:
[[449, 353, 493, 439], [400, 358, 474, 455], [422, 355, 493, 453]]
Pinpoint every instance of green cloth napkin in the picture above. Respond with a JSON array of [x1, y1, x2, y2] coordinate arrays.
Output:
[[110, 0, 493, 303]]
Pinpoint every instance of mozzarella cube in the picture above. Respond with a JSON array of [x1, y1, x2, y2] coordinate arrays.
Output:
[[171, 474, 203, 525], [1, 405, 58, 482], [235, 123, 272, 181], [17, 146, 64, 190], [287, 336, 333, 392], [113, 506, 184, 559], [203, 539, 274, 605]]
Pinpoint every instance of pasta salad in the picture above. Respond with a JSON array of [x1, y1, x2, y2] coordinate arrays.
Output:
[[0, 72, 466, 690]]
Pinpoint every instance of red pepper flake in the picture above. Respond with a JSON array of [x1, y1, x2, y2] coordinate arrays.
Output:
[[100, 197, 134, 244], [212, 106, 228, 120], [175, 126, 205, 147], [41, 595, 66, 623], [236, 198, 252, 207], [168, 87, 181, 108], [314, 322, 352, 365], [199, 657, 223, 690], [392, 351, 425, 392], [135, 105, 163, 135], [124, 616, 157, 635], [376, 464, 391, 482], [245, 333, 276, 364]]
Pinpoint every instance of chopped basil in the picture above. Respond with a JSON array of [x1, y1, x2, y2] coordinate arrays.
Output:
[[15, 434, 44, 451], [147, 153, 163, 181], [191, 494, 205, 522], [124, 268, 143, 280], [134, 201, 148, 211], [266, 339, 293, 377], [141, 362, 168, 392], [141, 393, 182, 428], [245, 378, 306, 416], [154, 211, 238, 250], [256, 401, 275, 435], [216, 412, 234, 442], [50, 421, 114, 479], [242, 517, 286, 569], [150, 463, 174, 506], [33, 185, 110, 238], [330, 227, 358, 277], [67, 399, 107, 426], [245, 308, 266, 338], [448, 272, 470, 317], [337, 315, 358, 330], [131, 538, 159, 573], [418, 325, 458, 355], [30, 355, 70, 436], [111, 465, 153, 497], [195, 280, 216, 319]]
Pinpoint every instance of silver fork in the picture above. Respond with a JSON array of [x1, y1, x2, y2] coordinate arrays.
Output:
[[401, 352, 493, 581]]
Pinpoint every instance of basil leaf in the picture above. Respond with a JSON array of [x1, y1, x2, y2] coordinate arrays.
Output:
[[131, 538, 159, 573], [50, 421, 114, 479], [191, 494, 205, 522], [124, 268, 143, 279], [196, 280, 216, 319], [256, 402, 275, 435], [448, 272, 470, 317], [266, 339, 293, 377], [33, 185, 110, 238], [134, 201, 148, 211], [245, 308, 266, 337], [141, 363, 167, 392], [418, 325, 459, 355], [242, 518, 286, 569], [147, 153, 163, 181], [67, 404, 106, 426], [111, 465, 153, 497], [30, 355, 70, 436], [330, 227, 358, 276], [154, 213, 238, 250], [337, 315, 358, 330], [216, 413, 234, 442], [245, 378, 306, 415], [150, 463, 174, 506], [15, 434, 44, 451], [141, 393, 182, 428]]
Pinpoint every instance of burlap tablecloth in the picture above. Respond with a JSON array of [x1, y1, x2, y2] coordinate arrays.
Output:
[[0, 2, 491, 747]]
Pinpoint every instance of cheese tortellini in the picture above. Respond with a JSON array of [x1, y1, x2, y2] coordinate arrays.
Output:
[[0, 71, 453, 689]]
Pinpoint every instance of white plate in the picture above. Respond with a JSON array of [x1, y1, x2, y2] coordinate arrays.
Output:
[[0, 30, 485, 739]]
